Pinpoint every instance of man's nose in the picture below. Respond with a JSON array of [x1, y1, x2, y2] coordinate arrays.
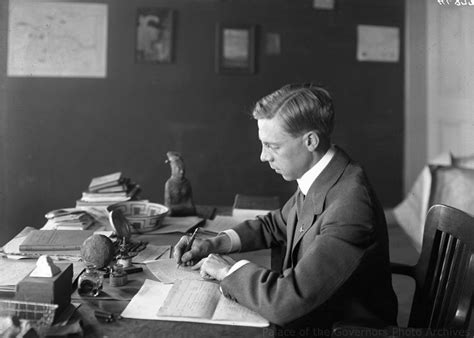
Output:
[[260, 147, 270, 162]]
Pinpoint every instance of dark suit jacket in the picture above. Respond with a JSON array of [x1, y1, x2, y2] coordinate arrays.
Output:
[[220, 147, 398, 329]]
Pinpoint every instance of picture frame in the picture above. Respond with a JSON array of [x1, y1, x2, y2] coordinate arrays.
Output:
[[215, 24, 256, 74], [136, 8, 175, 63]]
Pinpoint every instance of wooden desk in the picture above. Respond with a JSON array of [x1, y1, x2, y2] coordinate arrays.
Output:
[[75, 233, 275, 337]]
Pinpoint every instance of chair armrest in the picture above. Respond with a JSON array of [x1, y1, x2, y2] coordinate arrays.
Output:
[[390, 261, 415, 277]]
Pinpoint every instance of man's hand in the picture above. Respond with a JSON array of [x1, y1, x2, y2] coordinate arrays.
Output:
[[173, 236, 210, 266], [173, 233, 233, 267], [191, 254, 236, 281]]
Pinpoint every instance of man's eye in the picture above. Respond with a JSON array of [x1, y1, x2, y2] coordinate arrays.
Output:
[[266, 144, 278, 151]]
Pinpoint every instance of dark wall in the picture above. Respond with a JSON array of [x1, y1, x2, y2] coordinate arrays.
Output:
[[0, 0, 404, 245]]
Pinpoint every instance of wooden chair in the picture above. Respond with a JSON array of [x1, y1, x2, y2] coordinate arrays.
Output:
[[333, 204, 474, 336]]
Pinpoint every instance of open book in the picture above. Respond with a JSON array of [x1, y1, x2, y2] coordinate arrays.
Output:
[[121, 279, 269, 327]]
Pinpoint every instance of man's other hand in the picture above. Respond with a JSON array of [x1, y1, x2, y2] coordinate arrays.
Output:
[[191, 254, 236, 281]]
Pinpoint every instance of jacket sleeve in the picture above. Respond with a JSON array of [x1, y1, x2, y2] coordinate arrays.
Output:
[[220, 185, 378, 326]]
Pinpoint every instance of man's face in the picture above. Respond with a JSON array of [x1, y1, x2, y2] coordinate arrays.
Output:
[[257, 118, 313, 181]]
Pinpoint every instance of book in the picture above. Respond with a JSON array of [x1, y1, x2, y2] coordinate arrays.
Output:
[[75, 199, 122, 208], [81, 192, 130, 201], [121, 279, 269, 327], [88, 172, 123, 191], [19, 230, 94, 252], [53, 214, 94, 230], [232, 194, 280, 219], [92, 183, 128, 193], [55, 218, 94, 230], [81, 184, 140, 202]]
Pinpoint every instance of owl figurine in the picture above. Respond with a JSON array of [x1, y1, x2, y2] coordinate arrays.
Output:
[[164, 151, 196, 216]]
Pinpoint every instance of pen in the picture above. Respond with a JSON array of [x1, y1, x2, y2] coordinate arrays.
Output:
[[178, 227, 199, 267], [124, 266, 143, 274]]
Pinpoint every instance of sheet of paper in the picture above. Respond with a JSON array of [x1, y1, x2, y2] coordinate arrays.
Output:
[[357, 25, 400, 62], [212, 295, 268, 325], [121, 279, 269, 327], [145, 259, 202, 283], [157, 280, 220, 318], [132, 244, 170, 264], [121, 279, 173, 320], [143, 216, 203, 235], [232, 209, 269, 220], [1, 226, 35, 254], [0, 258, 36, 287]]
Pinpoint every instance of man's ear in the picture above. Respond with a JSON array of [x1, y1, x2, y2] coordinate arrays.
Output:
[[304, 131, 319, 151]]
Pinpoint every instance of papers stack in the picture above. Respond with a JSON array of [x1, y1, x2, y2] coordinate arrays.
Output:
[[45, 209, 94, 230]]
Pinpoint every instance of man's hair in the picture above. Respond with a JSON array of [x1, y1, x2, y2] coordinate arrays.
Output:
[[252, 83, 335, 140]]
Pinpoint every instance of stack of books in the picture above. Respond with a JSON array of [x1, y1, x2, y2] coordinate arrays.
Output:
[[75, 172, 141, 209], [45, 209, 95, 230]]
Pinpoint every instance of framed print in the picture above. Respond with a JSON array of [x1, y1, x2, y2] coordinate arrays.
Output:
[[136, 8, 174, 63], [215, 24, 256, 74]]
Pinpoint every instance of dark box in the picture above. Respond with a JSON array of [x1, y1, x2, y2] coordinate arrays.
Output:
[[15, 263, 73, 319]]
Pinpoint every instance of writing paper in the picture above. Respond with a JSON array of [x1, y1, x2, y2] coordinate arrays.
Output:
[[132, 245, 170, 264], [145, 259, 202, 283], [121, 279, 173, 319], [121, 279, 269, 327], [158, 280, 220, 318]]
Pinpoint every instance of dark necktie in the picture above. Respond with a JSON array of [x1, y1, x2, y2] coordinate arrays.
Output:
[[296, 189, 305, 222]]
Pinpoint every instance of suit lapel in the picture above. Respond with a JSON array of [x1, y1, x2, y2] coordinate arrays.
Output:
[[291, 147, 350, 252]]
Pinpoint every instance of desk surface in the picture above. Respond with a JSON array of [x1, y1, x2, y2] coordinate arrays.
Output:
[[1, 209, 277, 337], [75, 232, 274, 337]]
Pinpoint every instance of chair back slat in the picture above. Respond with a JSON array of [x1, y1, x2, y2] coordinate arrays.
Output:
[[445, 247, 473, 328], [432, 237, 463, 328], [453, 254, 474, 328], [408, 204, 474, 330], [428, 233, 455, 328]]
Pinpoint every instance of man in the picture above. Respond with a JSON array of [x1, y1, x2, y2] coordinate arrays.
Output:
[[174, 83, 398, 330]]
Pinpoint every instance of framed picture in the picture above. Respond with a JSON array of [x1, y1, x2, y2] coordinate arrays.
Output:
[[215, 24, 256, 74], [136, 8, 175, 63]]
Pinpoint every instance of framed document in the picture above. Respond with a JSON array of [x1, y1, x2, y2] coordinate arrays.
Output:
[[215, 24, 256, 74]]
